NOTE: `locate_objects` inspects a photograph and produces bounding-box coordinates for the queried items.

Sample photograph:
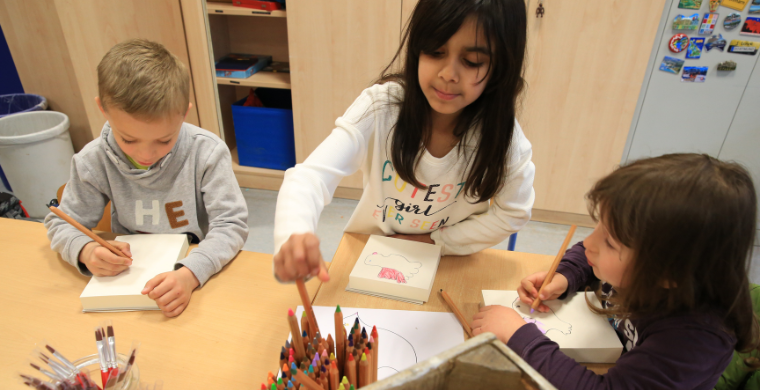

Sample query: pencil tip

[530,308,534,314]
[336,305,341,313]
[288,308,294,316]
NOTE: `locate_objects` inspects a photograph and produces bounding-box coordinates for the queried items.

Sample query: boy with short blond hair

[45,39,248,317]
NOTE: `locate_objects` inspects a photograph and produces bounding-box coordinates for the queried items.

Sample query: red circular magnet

[669,34,689,53]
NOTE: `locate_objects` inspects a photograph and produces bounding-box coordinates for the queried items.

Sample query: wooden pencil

[363,346,373,385]
[301,311,310,340]
[326,333,335,358]
[293,367,323,390]
[346,353,357,388]
[296,278,320,340]
[329,361,339,390]
[288,309,307,361]
[371,326,378,383]
[531,225,577,312]
[48,206,132,260]
[358,353,369,388]
[439,289,473,338]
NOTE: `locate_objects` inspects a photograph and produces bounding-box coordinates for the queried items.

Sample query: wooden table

[0,218,326,389]
[314,233,612,375]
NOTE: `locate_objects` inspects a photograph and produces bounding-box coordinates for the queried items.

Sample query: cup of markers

[20,320,142,390]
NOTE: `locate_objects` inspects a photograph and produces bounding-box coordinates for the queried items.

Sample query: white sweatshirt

[274,82,535,256]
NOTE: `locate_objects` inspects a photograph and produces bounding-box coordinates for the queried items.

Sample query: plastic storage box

[231,88,295,170]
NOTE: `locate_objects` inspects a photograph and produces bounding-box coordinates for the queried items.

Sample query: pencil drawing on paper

[343,312,417,377]
[512,298,572,335]
[363,252,422,284]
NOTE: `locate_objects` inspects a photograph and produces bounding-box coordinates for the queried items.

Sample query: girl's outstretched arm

[273,84,392,281]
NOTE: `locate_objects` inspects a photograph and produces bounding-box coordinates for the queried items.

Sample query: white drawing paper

[346,235,442,304]
[482,290,623,363]
[80,234,189,312]
[295,306,464,380]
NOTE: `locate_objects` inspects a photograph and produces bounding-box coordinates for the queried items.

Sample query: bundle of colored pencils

[263,305,379,390]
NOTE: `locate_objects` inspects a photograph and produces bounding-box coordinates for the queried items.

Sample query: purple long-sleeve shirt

[506,242,736,390]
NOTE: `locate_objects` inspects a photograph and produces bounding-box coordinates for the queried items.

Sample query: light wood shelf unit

[206,1,286,17]
[217,72,290,89]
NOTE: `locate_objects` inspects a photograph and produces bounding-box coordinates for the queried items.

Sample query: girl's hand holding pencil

[79,241,133,277]
[274,233,330,282]
[517,272,569,313]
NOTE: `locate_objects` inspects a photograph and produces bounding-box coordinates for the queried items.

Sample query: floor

[241,188,760,284]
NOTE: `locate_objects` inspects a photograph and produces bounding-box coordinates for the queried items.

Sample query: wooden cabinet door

[520,0,665,215]
[287,0,402,190]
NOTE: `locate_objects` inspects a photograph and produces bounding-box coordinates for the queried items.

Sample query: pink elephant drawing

[364,252,422,284]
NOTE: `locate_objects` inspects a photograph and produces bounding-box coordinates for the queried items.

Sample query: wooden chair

[56,184,112,232]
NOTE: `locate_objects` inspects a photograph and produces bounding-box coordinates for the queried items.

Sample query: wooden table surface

[314,233,612,375]
[0,218,326,389]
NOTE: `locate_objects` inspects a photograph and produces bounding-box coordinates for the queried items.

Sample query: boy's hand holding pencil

[79,241,133,277]
[274,233,330,282]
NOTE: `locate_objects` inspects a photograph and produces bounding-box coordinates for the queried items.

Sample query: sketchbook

[482,290,623,363]
[295,306,464,381]
[346,235,442,304]
[80,234,190,312]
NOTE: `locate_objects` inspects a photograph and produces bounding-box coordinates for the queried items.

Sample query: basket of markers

[18,321,159,390]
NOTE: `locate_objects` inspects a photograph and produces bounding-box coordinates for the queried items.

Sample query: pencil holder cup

[73,353,139,390]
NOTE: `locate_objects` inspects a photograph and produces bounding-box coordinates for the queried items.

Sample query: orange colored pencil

[48,206,132,261]
[531,225,577,312]
[329,360,339,390]
[439,289,473,338]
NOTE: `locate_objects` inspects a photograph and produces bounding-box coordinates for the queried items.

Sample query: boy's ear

[95,97,107,116]
[184,102,193,119]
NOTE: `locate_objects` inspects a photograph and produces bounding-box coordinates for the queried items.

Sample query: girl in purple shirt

[472,153,759,390]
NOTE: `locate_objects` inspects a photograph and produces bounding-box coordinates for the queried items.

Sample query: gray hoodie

[44,122,249,286]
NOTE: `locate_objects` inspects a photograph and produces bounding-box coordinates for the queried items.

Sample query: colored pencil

[371,326,378,383]
[531,225,577,312]
[358,353,369,388]
[288,309,307,361]
[439,289,473,338]
[301,311,310,340]
[334,306,344,378]
[48,206,132,261]
[291,363,323,390]
[346,353,356,387]
[296,279,320,340]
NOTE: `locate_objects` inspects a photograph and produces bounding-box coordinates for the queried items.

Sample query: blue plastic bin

[0,94,47,191]
[231,91,295,171]
[0,94,47,118]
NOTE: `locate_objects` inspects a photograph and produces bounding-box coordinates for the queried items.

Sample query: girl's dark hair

[587,153,758,352]
[378,0,527,203]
